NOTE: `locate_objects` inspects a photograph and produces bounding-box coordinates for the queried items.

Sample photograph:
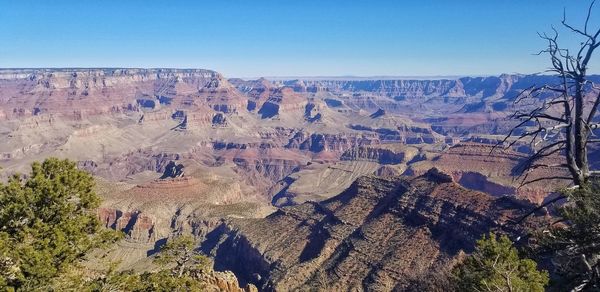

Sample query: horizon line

[0,67,555,80]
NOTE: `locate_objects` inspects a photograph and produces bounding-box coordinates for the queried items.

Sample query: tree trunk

[575,79,589,184]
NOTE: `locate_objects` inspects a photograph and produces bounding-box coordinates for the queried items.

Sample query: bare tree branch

[496,5,600,187]
[503,194,567,226]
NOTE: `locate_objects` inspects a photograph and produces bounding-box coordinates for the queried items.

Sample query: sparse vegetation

[67,235,213,291]
[53,263,209,291]
[0,158,122,290]
[50,235,217,292]
[453,233,549,292]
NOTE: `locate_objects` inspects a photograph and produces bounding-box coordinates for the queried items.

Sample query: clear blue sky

[1,0,599,77]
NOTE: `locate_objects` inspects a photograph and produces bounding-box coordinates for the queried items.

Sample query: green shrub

[453,233,548,292]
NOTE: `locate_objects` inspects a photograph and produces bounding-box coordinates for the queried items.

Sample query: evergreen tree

[0,158,121,290]
[454,233,549,292]
[154,234,211,278]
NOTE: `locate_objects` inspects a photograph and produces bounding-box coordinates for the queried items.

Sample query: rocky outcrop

[283,79,327,93]
[458,171,516,196]
[160,161,185,179]
[212,112,228,127]
[369,108,386,118]
[425,167,454,183]
[0,68,241,120]
[340,146,405,164]
[303,103,322,123]
[285,131,380,153]
[98,208,157,242]
[201,170,540,291]
[409,143,567,203]
[348,124,443,144]
[231,157,305,194]
[230,79,307,117]
[373,165,401,177]
[229,78,274,112]
[81,151,182,180]
[198,271,258,292]
[257,87,307,119]
[287,79,467,101]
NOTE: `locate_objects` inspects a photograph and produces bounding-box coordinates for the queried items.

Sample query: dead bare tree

[497,1,600,188]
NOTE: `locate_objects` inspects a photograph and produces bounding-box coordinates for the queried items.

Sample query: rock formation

[160,161,185,179]
[201,170,541,291]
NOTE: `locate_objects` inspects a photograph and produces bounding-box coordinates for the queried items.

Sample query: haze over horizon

[2,0,599,77]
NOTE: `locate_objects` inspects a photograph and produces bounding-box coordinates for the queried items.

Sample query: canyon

[0,68,576,290]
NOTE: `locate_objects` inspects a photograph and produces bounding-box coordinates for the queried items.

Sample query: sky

[1,0,599,78]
